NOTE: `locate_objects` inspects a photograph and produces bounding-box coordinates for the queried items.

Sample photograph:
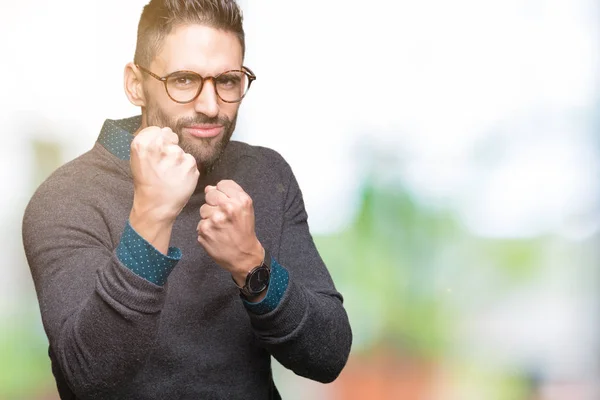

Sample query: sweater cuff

[242,258,289,315]
[116,221,181,286]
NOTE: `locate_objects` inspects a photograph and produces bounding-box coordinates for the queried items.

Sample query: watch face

[248,266,270,293]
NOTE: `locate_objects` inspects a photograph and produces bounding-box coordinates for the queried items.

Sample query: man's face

[141,24,244,170]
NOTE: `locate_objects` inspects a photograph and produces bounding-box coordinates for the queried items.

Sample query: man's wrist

[130,197,179,225]
[232,244,269,302]
[242,257,289,314]
[129,206,176,255]
[231,242,265,287]
[243,286,268,302]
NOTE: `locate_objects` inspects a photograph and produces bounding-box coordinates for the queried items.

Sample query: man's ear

[124,62,146,107]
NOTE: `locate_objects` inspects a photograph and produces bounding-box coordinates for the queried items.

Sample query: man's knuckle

[241,194,252,207]
[198,220,210,235]
[218,179,233,189]
[213,212,226,224]
[223,202,235,216]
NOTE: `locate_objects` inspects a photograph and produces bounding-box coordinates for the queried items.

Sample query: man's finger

[205,185,217,194]
[196,219,212,239]
[183,153,200,175]
[162,143,185,161]
[216,180,244,198]
[204,187,228,206]
[161,127,179,145]
[200,203,218,219]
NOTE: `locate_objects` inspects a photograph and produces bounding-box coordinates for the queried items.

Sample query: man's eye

[169,74,199,87]
[217,74,242,88]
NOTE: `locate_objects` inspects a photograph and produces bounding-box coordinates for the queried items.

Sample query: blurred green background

[1,0,599,399]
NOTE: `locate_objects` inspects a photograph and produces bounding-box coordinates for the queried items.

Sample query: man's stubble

[144,99,237,174]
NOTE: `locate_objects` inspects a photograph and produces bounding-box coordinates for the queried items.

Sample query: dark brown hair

[133,0,245,67]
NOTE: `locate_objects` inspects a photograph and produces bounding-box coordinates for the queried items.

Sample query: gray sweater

[22,119,352,399]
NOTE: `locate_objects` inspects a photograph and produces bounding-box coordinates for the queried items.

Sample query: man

[22,0,352,398]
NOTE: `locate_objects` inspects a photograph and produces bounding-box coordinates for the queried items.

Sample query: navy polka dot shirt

[102,116,289,315]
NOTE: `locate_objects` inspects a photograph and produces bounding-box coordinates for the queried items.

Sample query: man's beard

[145,103,237,173]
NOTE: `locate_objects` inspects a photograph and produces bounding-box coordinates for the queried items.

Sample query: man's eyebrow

[166,65,244,76]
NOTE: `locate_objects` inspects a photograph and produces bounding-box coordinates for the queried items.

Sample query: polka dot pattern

[117,221,182,286]
[243,258,290,315]
[98,116,142,160]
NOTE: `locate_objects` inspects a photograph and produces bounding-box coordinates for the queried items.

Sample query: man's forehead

[151,24,243,75]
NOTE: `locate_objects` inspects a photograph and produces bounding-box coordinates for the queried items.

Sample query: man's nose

[193,80,220,118]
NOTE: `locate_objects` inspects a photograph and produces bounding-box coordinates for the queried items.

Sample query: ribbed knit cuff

[246,278,308,340]
[96,254,169,314]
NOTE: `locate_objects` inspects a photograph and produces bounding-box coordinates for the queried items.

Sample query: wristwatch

[235,248,271,298]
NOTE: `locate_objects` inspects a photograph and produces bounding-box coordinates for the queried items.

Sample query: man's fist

[130,126,199,223]
[197,180,264,286]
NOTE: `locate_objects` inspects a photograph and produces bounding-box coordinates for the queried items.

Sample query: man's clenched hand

[197,180,264,287]
[129,126,199,254]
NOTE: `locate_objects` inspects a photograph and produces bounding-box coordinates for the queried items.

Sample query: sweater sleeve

[22,178,169,398]
[245,162,353,383]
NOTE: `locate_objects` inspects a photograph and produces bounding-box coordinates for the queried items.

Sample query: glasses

[136,64,256,104]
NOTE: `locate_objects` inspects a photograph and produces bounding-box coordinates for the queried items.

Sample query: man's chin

[178,140,220,168]
[176,125,233,171]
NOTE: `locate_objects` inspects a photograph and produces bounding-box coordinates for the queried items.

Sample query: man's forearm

[247,279,352,383]
[53,256,167,398]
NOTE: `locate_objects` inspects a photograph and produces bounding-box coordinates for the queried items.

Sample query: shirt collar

[97,115,142,160]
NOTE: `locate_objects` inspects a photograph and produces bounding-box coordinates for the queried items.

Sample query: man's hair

[134,0,245,67]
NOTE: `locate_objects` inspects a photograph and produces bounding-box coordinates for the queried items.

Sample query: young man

[22,1,352,398]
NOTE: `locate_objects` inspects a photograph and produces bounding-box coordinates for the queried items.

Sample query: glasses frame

[136,64,256,104]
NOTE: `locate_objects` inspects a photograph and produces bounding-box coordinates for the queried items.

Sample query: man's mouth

[183,124,223,138]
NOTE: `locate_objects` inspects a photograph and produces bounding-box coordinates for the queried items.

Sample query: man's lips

[183,125,223,138]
